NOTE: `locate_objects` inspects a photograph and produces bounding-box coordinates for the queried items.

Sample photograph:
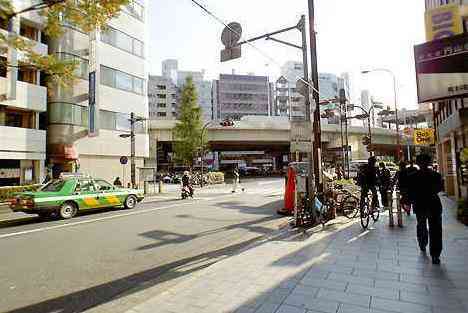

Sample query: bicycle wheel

[371,203,380,222]
[341,195,359,219]
[360,200,370,229]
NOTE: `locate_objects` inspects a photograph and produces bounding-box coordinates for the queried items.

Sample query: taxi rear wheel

[60,202,78,219]
[124,195,137,209]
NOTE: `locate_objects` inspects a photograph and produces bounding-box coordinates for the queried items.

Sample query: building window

[157,85,166,90]
[100,65,145,95]
[101,25,144,58]
[20,23,39,41]
[100,110,146,133]
[125,0,145,21]
[49,102,88,127]
[157,112,167,117]
[56,53,89,79]
[157,94,166,99]
[0,56,7,77]
[18,66,37,84]
[0,17,8,30]
[157,103,166,108]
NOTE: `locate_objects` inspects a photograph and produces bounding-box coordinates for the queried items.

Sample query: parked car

[9,174,144,219]
[239,166,260,176]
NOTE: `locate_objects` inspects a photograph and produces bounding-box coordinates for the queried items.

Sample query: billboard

[414,128,435,146]
[425,4,463,41]
[414,33,468,103]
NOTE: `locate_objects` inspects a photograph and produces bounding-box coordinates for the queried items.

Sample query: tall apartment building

[148,75,177,120]
[161,59,213,121]
[419,0,467,199]
[274,62,350,123]
[47,1,149,183]
[0,7,47,186]
[212,74,272,121]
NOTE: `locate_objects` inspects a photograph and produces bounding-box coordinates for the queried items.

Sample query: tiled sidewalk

[126,196,468,313]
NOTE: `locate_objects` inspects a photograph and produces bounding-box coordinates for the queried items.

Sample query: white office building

[0,6,47,186]
[46,1,149,184]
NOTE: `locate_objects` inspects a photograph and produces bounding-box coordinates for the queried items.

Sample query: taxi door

[94,179,122,207]
[75,179,101,210]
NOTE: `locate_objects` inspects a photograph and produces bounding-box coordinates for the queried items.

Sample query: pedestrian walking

[113,177,123,187]
[356,156,379,212]
[408,153,444,265]
[232,166,239,193]
[335,164,343,180]
[395,161,412,215]
[377,162,391,207]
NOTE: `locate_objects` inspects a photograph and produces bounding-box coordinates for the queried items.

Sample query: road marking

[0,203,186,240]
[0,195,232,240]
[258,181,282,186]
[0,187,282,240]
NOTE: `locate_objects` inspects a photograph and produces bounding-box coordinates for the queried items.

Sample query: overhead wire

[188,0,335,104]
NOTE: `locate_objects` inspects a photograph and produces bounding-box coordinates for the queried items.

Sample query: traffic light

[362,135,371,146]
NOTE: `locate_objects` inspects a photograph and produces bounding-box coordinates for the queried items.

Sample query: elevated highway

[148,117,402,166]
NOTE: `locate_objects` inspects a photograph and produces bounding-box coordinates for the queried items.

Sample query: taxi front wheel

[124,195,137,209]
[60,202,78,219]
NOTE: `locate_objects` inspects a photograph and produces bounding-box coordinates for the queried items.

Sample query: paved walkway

[125,196,468,313]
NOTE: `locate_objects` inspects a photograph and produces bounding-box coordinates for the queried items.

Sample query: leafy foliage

[173,77,206,166]
[0,0,129,88]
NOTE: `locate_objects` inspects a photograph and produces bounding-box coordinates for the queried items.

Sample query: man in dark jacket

[395,161,412,214]
[377,162,391,207]
[408,154,444,265]
[358,157,379,212]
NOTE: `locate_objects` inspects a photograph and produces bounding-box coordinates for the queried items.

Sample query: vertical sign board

[425,4,463,41]
[88,29,100,137]
[414,33,468,103]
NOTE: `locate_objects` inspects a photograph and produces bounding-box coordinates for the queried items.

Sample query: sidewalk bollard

[396,191,403,227]
[158,181,164,193]
[388,190,394,227]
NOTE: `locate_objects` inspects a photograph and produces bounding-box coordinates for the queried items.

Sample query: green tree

[173,77,206,166]
[0,0,129,88]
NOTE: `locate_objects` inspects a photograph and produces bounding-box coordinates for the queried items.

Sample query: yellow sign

[425,4,463,41]
[414,128,435,146]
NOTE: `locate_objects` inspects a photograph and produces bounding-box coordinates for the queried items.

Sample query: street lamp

[361,68,401,160]
[119,112,146,188]
[199,121,211,188]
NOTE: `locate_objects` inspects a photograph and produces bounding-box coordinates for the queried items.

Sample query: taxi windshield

[41,180,66,192]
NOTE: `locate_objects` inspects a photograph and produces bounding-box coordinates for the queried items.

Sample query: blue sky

[147,0,426,109]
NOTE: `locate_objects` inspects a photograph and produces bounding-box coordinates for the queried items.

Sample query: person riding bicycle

[182,171,194,197]
[356,156,379,212]
[377,162,392,207]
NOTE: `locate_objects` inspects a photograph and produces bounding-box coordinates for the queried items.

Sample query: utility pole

[130,112,136,188]
[308,0,322,191]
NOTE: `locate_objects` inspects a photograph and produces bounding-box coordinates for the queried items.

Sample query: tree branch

[6,0,66,20]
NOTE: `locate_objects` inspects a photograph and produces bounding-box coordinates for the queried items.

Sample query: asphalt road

[0,178,286,313]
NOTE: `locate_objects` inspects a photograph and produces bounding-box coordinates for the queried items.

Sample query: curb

[0,216,36,228]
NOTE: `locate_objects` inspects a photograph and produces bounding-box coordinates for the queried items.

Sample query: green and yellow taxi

[9,174,144,219]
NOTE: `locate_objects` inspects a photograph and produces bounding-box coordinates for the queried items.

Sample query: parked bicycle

[334,185,360,219]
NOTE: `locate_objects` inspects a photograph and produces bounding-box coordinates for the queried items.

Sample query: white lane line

[0,195,232,240]
[257,181,282,186]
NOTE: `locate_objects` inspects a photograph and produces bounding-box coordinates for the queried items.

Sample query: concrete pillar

[450,132,460,199]
[36,160,45,184]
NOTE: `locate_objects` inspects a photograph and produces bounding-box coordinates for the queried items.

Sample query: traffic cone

[278,167,295,215]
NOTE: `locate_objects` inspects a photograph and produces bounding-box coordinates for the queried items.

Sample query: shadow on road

[136,199,284,250]
[3,199,287,313]
[3,236,268,313]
